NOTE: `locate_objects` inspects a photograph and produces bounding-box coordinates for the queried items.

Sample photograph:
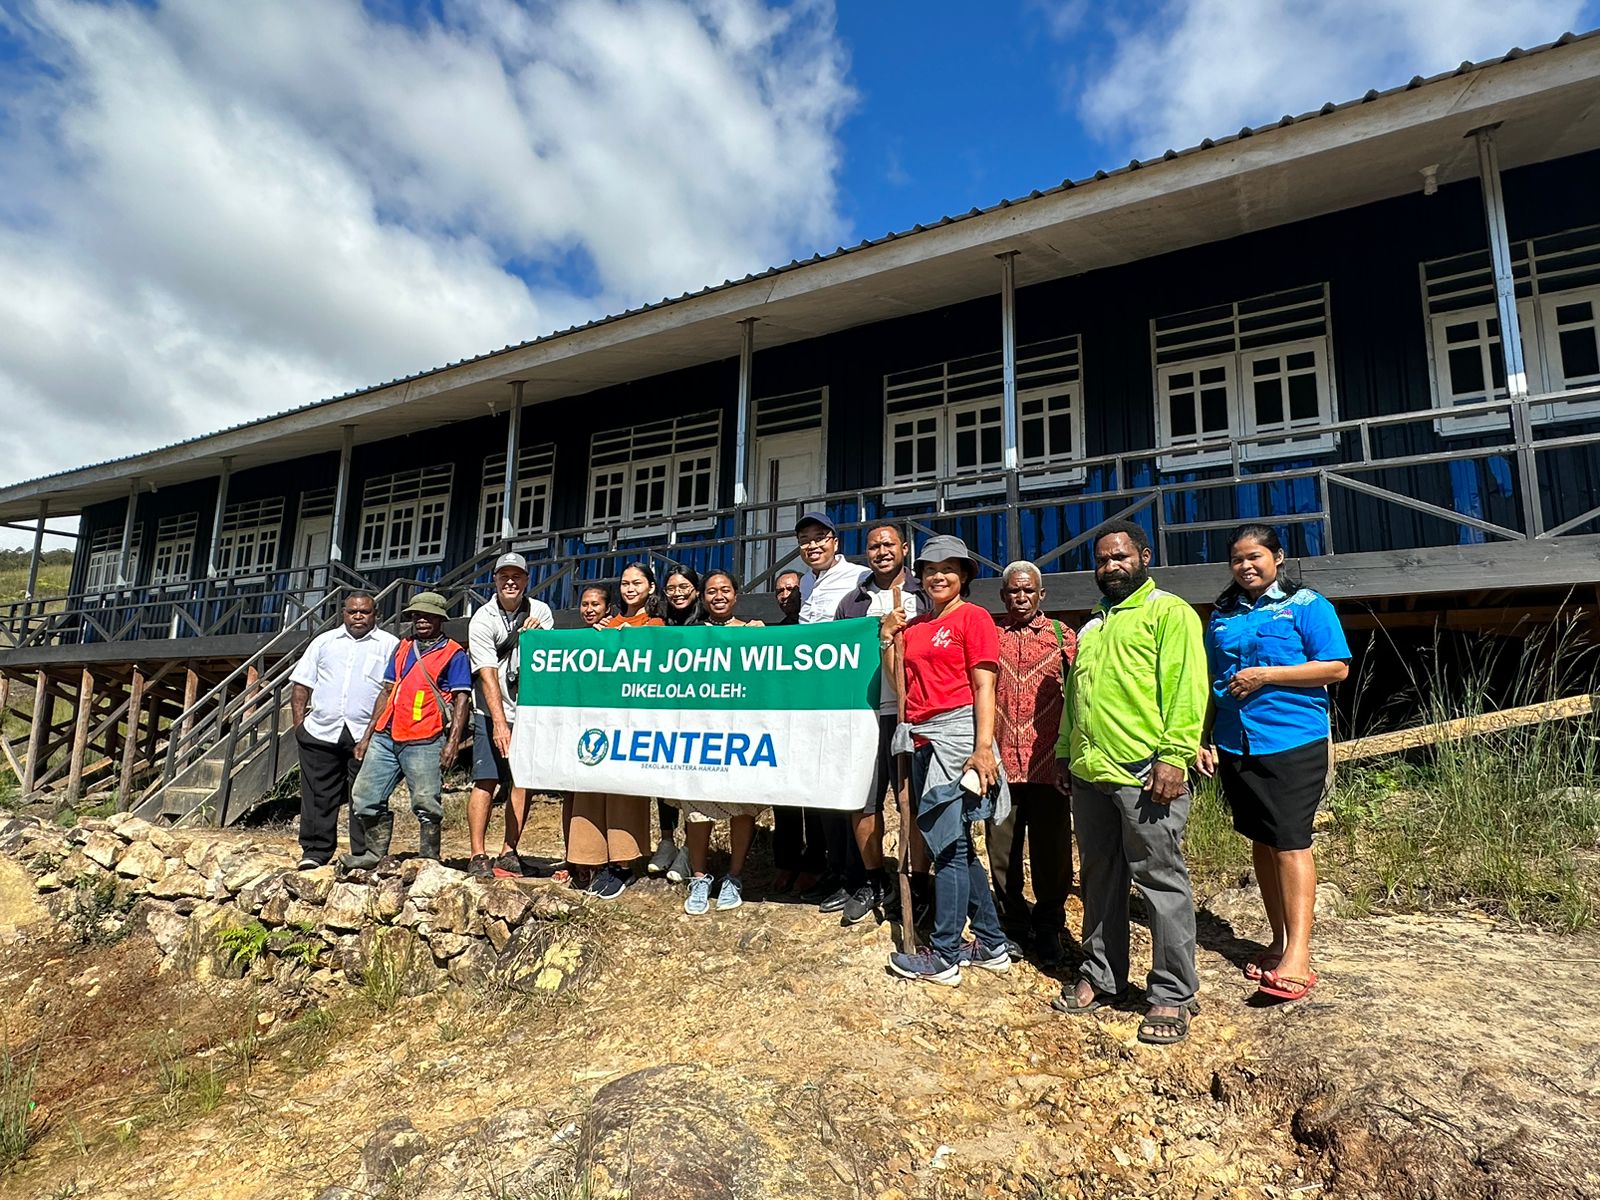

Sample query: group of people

[288,510,1348,1047]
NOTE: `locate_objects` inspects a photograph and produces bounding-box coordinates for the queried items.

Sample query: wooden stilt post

[23,672,48,794]
[66,668,96,806]
[178,666,199,740]
[119,666,147,810]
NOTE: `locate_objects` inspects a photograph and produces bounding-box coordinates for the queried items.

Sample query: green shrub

[1,1041,41,1169]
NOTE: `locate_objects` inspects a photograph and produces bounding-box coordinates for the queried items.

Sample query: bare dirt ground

[2,796,1598,1200]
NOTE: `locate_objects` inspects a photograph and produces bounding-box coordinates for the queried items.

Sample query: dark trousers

[986,781,1075,936]
[772,806,825,873]
[657,798,679,838]
[296,725,365,863]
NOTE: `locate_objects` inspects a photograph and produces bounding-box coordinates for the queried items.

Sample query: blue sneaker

[956,939,1012,973]
[716,875,743,911]
[585,866,632,901]
[684,874,712,915]
[887,948,960,986]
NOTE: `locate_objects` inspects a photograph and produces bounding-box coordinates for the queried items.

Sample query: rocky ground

[1,796,1597,1200]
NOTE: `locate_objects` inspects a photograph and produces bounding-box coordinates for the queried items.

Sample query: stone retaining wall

[0,811,586,996]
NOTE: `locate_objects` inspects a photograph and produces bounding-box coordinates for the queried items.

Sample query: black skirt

[1217,738,1332,851]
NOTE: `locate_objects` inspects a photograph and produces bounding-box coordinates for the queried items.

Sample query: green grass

[0,558,70,606]
[1,1039,41,1170]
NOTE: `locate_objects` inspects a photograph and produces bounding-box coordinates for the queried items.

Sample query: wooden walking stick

[887,584,917,954]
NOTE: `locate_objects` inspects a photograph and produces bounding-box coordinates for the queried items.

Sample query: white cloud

[1074,0,1591,157]
[0,0,853,513]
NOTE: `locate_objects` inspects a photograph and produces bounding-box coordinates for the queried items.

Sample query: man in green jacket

[1054,520,1206,1046]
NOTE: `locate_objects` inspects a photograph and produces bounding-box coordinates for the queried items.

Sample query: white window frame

[150,513,198,587]
[1425,303,1538,436]
[1422,226,1600,434]
[1537,284,1600,423]
[585,412,720,539]
[83,525,141,595]
[355,467,453,568]
[882,336,1086,498]
[215,498,284,581]
[478,445,555,552]
[1152,286,1337,469]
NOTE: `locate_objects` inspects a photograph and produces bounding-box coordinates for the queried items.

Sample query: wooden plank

[1335,694,1596,763]
[65,667,96,805]
[118,666,146,811]
[23,671,48,793]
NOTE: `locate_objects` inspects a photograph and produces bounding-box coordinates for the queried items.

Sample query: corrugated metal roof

[8,28,1597,493]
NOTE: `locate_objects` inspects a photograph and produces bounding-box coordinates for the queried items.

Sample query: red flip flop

[1258,969,1318,1001]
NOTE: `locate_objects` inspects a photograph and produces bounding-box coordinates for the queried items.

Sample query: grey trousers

[1070,773,1199,1007]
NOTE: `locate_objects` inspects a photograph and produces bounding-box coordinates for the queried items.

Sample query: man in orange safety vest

[343,591,471,869]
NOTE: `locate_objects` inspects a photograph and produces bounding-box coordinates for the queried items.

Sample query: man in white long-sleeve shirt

[290,591,398,869]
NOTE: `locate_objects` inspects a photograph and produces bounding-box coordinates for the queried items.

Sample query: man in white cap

[466,552,554,878]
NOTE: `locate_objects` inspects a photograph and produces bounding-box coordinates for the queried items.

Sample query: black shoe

[468,853,493,879]
[800,873,843,904]
[817,886,851,914]
[840,884,879,926]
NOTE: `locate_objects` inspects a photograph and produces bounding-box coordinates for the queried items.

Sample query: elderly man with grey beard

[987,561,1076,967]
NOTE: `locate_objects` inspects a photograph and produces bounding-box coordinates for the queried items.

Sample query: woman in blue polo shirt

[1197,524,1350,1003]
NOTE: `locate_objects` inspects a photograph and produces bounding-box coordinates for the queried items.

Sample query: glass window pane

[1200,366,1227,386]
[1201,387,1229,433]
[1253,378,1284,427]
[893,441,913,479]
[1559,327,1600,382]
[916,434,936,475]
[1252,357,1279,377]
[954,428,977,470]
[1288,373,1320,422]
[980,424,1001,467]
[1169,393,1196,438]
[1168,371,1193,389]
[1021,418,1044,462]
[1447,345,1485,396]
[1556,301,1593,325]
[1048,411,1072,455]
[1287,351,1315,371]
[1445,320,1479,345]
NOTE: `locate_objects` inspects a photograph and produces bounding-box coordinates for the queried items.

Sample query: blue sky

[0,0,1595,548]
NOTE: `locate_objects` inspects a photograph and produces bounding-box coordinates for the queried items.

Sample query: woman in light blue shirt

[1197,524,1350,1003]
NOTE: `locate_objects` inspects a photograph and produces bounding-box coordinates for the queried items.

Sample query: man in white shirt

[290,591,399,870]
[790,512,869,912]
[466,553,554,878]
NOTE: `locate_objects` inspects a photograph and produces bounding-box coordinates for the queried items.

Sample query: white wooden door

[746,429,824,584]
[291,515,333,628]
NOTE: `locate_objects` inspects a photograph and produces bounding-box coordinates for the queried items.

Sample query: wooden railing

[8,384,1600,647]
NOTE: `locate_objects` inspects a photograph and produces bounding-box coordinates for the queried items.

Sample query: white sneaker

[666,846,691,884]
[716,875,743,911]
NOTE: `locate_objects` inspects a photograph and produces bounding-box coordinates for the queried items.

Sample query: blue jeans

[351,731,444,822]
[913,750,1006,963]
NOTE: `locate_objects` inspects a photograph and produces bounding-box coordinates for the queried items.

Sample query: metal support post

[501,381,525,545]
[998,252,1022,563]
[1474,126,1542,535]
[116,478,140,588]
[206,458,233,578]
[1472,127,1528,398]
[733,318,757,507]
[24,500,46,601]
[330,426,355,564]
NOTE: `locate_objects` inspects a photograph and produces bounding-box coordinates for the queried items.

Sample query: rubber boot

[417,817,442,863]
[340,812,392,871]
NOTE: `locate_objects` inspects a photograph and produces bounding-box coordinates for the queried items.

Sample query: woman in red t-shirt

[880,534,1010,985]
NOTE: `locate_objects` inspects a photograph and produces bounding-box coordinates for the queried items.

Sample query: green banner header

[516,617,882,712]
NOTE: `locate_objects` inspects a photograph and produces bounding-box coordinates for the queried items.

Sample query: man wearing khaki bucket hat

[343,591,472,870]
